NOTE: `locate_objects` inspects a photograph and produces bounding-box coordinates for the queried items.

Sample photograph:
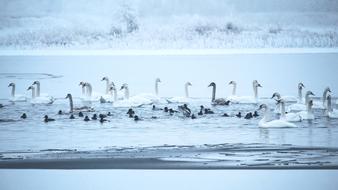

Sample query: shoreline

[0,48,338,56]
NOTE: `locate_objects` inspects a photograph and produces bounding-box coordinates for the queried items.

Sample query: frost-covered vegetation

[0,0,337,49]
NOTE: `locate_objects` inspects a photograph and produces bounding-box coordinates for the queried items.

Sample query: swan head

[271,92,281,99]
[8,82,14,87]
[110,82,115,87]
[253,80,262,88]
[65,93,72,99]
[275,98,285,105]
[306,91,315,97]
[32,81,40,85]
[186,82,192,86]
[208,82,216,87]
[298,83,305,89]
[101,77,108,81]
[120,83,128,90]
[155,78,161,83]
[324,87,331,93]
[79,81,85,86]
[27,86,34,91]
[229,81,236,85]
[258,104,268,111]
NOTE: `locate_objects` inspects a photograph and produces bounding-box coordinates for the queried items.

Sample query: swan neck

[305,94,310,105]
[125,87,129,99]
[31,87,35,99]
[11,85,15,97]
[280,102,286,119]
[232,84,236,96]
[307,102,312,113]
[298,88,302,103]
[113,89,117,101]
[327,96,332,112]
[323,90,329,107]
[185,84,189,98]
[68,95,74,113]
[253,86,258,100]
[105,80,110,94]
[86,84,92,97]
[36,83,40,97]
[155,81,159,96]
[211,85,216,102]
[81,86,85,95]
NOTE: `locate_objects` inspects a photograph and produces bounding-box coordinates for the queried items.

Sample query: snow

[0,0,338,49]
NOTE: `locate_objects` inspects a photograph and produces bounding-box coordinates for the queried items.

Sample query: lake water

[0,52,338,154]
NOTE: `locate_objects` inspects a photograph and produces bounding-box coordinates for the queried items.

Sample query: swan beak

[120,86,124,90]
[257,84,262,87]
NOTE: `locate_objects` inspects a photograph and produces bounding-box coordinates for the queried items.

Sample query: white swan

[309,87,332,110]
[325,95,338,118]
[288,91,315,111]
[226,80,262,104]
[167,82,192,103]
[276,99,302,122]
[79,81,86,96]
[101,77,112,95]
[8,83,27,102]
[31,81,54,103]
[296,99,315,120]
[27,85,54,104]
[297,82,306,103]
[66,93,93,113]
[113,83,152,107]
[208,82,230,105]
[258,104,297,128]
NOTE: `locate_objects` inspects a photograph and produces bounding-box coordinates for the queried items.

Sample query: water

[0,53,338,154]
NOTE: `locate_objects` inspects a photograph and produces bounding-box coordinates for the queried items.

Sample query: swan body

[66,93,93,113]
[326,95,338,118]
[113,83,152,107]
[288,91,315,112]
[31,81,54,104]
[277,98,302,122]
[227,80,262,104]
[167,82,192,103]
[258,104,297,128]
[8,83,27,102]
[208,82,230,105]
[27,85,54,104]
[296,99,315,120]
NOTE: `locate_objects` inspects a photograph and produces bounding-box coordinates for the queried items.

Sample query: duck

[198,106,204,115]
[127,108,135,118]
[191,114,197,119]
[134,115,141,121]
[276,99,302,122]
[178,104,191,117]
[100,115,109,123]
[258,104,297,128]
[244,112,253,119]
[325,95,338,118]
[222,113,230,117]
[69,115,75,119]
[208,82,230,106]
[84,116,90,121]
[78,112,84,117]
[58,110,63,115]
[167,82,193,103]
[44,115,55,122]
[236,112,242,118]
[8,82,27,102]
[20,113,27,119]
[91,114,98,120]
[253,111,259,117]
